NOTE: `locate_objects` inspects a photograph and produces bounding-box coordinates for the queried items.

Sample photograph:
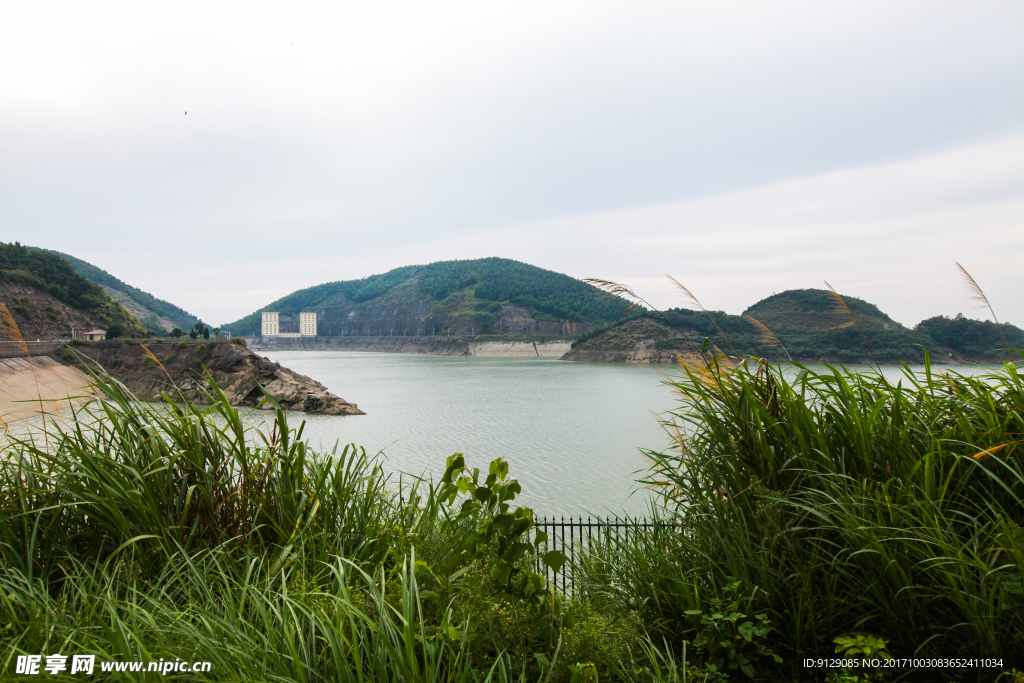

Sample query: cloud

[1,1,1021,325]
[370,133,1024,327]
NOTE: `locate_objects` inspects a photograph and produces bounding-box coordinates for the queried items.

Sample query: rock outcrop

[0,282,98,341]
[560,318,702,364]
[64,341,363,415]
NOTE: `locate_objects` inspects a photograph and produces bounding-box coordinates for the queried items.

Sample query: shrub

[231,336,247,347]
[11,296,29,316]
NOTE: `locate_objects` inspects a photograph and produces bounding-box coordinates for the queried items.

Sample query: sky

[2,1,1022,327]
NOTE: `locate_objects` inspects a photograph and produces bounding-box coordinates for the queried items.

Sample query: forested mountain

[0,242,146,337]
[27,246,202,333]
[226,258,635,337]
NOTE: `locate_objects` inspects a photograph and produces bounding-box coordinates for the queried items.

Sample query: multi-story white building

[260,311,317,337]
[261,312,279,336]
[300,312,317,336]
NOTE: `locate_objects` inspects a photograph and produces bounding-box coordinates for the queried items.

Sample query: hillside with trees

[27,246,203,333]
[567,288,1016,364]
[226,258,635,337]
[0,242,146,338]
[741,288,896,333]
[916,313,1024,356]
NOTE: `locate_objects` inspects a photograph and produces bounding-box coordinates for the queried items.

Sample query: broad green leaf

[542,550,568,574]
[508,542,531,561]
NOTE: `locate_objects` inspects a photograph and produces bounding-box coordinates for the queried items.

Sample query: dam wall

[248,336,572,358]
[0,355,99,423]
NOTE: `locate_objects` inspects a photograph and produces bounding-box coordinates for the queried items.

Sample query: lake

[260,351,677,517]
[4,352,1003,517]
[257,351,1000,517]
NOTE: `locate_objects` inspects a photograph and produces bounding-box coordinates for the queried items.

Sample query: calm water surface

[261,351,678,516]
[6,354,1002,517]
[258,351,1002,516]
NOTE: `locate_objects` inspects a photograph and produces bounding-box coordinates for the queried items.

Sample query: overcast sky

[3,1,1022,326]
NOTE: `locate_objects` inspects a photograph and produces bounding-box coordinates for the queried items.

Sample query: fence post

[527,514,668,596]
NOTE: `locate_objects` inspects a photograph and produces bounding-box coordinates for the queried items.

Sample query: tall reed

[576,356,1024,680]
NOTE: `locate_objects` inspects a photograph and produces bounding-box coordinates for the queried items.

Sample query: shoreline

[250,337,1007,366]
[247,336,572,358]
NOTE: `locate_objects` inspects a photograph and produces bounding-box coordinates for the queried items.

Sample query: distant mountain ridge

[226,257,636,337]
[27,247,203,333]
[566,288,1022,363]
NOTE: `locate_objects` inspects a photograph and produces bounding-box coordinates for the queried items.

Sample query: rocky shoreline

[63,341,364,415]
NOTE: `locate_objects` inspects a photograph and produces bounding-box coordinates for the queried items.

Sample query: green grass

[0,367,669,682]
[4,353,1023,681]
[576,355,1024,681]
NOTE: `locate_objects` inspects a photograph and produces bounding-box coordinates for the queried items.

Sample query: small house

[83,329,106,341]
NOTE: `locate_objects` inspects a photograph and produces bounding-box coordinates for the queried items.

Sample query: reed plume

[0,301,49,442]
[583,278,644,324]
[667,276,741,360]
[745,314,792,361]
[0,301,28,354]
[956,262,1012,360]
[824,281,881,372]
[585,277,707,361]
[141,343,176,385]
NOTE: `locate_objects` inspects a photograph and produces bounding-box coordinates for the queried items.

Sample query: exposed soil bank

[62,341,363,415]
[472,341,570,357]
[0,281,96,341]
[561,319,696,364]
[0,355,100,423]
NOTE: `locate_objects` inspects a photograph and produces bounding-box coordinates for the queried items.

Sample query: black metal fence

[532,515,680,594]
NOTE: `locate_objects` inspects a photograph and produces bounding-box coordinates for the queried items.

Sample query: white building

[261,312,279,336]
[300,312,317,336]
[260,311,317,337]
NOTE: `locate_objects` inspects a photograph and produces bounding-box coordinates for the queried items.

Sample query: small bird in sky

[185,111,187,115]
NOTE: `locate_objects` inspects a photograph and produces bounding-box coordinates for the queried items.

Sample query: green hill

[738,289,940,361]
[569,288,993,363]
[1,242,147,336]
[916,313,1024,356]
[27,246,203,333]
[226,257,635,337]
[741,288,896,333]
